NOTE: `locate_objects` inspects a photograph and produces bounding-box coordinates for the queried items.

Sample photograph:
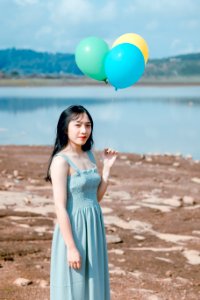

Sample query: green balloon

[75,36,109,81]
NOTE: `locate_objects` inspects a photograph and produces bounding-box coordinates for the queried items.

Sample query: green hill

[0,48,200,81]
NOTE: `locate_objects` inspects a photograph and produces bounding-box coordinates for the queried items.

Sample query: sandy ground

[1,77,200,87]
[0,145,200,300]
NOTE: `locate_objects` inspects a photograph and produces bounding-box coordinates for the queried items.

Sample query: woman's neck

[64,143,83,154]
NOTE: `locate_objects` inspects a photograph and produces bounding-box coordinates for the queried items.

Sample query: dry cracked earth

[0,146,200,300]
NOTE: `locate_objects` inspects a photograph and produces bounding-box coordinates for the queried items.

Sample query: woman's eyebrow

[75,120,91,124]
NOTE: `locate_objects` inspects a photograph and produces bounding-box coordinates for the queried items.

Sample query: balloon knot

[103,78,108,84]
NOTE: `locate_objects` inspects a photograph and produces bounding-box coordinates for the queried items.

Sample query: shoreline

[1,77,200,87]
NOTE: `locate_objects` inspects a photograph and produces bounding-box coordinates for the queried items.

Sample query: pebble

[106,234,122,244]
[109,268,126,276]
[13,170,19,177]
[117,258,126,262]
[182,196,195,206]
[134,235,146,241]
[109,249,124,255]
[165,270,173,277]
[14,277,32,286]
[145,156,153,162]
[35,264,44,269]
[173,162,180,167]
[23,196,32,204]
[191,177,200,184]
[36,279,49,288]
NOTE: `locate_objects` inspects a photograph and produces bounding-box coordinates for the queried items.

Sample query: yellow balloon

[112,33,149,63]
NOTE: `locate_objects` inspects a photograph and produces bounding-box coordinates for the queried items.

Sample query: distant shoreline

[0,77,200,87]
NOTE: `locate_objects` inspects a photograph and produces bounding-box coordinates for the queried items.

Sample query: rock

[191,177,200,184]
[118,258,126,262]
[182,196,195,206]
[145,156,153,162]
[173,162,180,167]
[109,268,126,276]
[23,196,32,204]
[106,225,116,233]
[36,279,49,288]
[165,270,173,277]
[109,249,124,255]
[35,264,44,269]
[28,178,40,184]
[13,170,19,177]
[134,235,146,241]
[14,277,33,286]
[106,234,122,244]
[17,176,24,180]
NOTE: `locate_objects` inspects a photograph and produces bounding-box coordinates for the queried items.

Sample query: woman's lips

[78,136,87,139]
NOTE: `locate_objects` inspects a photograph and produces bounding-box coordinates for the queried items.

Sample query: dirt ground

[0,146,200,300]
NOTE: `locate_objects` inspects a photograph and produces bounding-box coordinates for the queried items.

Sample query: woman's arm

[97,148,118,202]
[50,156,81,269]
[51,157,76,248]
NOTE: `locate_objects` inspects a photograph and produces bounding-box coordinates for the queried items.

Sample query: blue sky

[0,0,199,58]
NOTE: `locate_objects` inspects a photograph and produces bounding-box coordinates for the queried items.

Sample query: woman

[46,105,118,300]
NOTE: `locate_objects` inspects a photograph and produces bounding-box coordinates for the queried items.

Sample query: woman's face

[67,112,92,146]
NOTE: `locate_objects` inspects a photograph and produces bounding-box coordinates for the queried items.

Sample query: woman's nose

[80,126,86,133]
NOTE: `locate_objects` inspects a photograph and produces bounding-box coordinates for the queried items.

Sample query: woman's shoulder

[51,153,69,170]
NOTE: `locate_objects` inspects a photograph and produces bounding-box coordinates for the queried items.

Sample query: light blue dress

[50,150,110,300]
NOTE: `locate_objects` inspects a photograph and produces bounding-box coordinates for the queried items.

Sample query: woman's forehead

[71,112,90,122]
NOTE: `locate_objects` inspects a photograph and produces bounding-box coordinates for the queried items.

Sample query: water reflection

[0,87,199,159]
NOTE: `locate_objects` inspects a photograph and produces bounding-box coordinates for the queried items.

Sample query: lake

[0,86,200,159]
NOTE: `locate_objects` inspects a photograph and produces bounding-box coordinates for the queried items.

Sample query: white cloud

[49,0,93,25]
[1,0,200,58]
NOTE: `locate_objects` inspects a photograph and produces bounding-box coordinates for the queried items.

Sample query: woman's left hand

[102,148,118,169]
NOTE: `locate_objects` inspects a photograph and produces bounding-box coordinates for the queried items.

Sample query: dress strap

[87,150,96,164]
[54,153,80,172]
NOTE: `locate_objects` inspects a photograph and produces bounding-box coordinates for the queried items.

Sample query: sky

[0,0,199,59]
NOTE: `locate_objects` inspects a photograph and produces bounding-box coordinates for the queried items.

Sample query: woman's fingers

[69,260,81,269]
[104,148,118,155]
[76,261,81,269]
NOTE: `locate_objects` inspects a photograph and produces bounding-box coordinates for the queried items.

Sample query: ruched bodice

[66,167,101,213]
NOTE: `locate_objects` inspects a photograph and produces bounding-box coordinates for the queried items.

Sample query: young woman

[46,105,118,300]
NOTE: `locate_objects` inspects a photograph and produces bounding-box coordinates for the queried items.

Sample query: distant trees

[0,48,200,79]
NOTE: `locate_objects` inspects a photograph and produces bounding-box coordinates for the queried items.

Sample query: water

[0,86,200,159]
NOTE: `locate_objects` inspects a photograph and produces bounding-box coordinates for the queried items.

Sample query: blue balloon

[105,43,145,89]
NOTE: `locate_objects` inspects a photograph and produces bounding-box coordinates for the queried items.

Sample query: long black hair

[45,105,94,182]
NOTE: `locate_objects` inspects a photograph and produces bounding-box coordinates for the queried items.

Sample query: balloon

[75,36,109,81]
[112,33,149,63]
[105,43,145,89]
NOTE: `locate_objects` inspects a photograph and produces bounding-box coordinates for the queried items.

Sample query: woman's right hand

[67,246,82,270]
